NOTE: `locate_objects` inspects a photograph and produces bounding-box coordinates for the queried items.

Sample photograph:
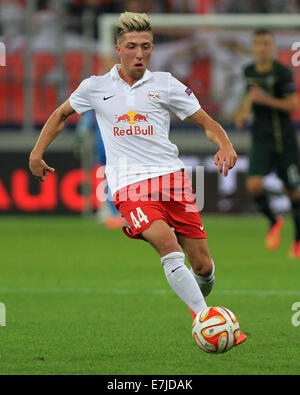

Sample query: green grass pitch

[0,215,300,375]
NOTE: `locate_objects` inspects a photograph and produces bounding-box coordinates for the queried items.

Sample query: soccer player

[29,12,246,345]
[235,29,300,258]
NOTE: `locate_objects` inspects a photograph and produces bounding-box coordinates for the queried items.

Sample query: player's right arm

[29,99,75,181]
[234,93,253,129]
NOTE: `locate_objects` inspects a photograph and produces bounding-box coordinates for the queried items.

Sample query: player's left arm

[249,86,298,113]
[187,109,237,177]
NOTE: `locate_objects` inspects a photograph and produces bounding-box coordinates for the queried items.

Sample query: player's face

[252,34,274,63]
[115,31,154,82]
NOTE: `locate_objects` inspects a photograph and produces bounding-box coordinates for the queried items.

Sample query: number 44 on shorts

[130,207,149,229]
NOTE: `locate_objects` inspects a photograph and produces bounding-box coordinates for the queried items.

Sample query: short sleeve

[69,78,93,115]
[167,75,201,120]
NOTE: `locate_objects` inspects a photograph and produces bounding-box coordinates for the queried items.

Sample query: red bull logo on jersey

[113,124,153,136]
[115,111,148,124]
[114,111,153,136]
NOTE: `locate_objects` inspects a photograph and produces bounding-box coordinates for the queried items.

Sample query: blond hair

[116,12,153,44]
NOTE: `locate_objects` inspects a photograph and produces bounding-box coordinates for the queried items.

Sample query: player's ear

[115,44,120,57]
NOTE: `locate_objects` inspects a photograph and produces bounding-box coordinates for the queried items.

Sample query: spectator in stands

[287,0,300,12]
[68,0,118,16]
[217,0,292,13]
[265,0,292,12]
[67,0,120,39]
[223,0,269,13]
[121,0,161,13]
[215,0,235,13]
[167,0,217,13]
[121,0,146,12]
[0,0,25,52]
[31,0,61,52]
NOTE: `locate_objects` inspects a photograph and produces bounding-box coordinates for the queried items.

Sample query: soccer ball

[192,306,241,354]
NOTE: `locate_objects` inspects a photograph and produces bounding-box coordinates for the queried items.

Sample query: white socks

[161,251,207,315]
[190,260,215,297]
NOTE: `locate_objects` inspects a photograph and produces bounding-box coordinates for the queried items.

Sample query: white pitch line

[0,288,300,297]
[215,289,300,297]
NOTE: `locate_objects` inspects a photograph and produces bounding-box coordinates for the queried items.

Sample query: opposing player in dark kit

[235,29,300,258]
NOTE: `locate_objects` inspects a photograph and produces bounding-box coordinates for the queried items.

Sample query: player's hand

[214,143,237,177]
[234,115,247,129]
[29,155,55,182]
[249,86,267,104]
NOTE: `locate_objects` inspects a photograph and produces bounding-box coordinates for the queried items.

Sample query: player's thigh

[176,235,212,277]
[247,142,274,194]
[141,219,182,257]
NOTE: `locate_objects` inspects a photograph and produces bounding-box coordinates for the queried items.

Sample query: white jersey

[69,64,201,196]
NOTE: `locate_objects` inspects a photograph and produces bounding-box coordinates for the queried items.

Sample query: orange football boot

[234,331,247,347]
[265,216,284,251]
[290,240,300,259]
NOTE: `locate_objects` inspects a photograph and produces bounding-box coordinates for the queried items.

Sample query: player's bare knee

[190,255,213,277]
[246,177,263,196]
[198,261,213,277]
[284,187,300,202]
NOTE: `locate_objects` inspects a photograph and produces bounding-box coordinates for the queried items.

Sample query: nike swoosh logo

[103,95,115,101]
[171,266,183,273]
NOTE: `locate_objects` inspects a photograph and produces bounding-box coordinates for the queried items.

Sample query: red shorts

[113,170,207,240]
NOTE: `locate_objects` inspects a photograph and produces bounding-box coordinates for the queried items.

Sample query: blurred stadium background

[1,0,300,218]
